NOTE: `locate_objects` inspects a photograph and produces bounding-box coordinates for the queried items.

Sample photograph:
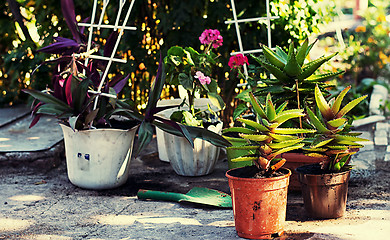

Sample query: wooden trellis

[225,0,279,80]
[76,0,137,109]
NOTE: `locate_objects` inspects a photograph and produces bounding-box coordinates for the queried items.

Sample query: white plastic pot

[60,124,138,190]
[160,122,222,176]
[156,98,220,162]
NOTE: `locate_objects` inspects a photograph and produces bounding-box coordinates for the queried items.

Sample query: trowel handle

[137,189,185,202]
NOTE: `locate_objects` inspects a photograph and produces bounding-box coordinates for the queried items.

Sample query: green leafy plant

[252,38,343,108]
[304,85,368,172]
[22,0,231,155]
[233,39,343,122]
[164,29,225,127]
[223,92,315,177]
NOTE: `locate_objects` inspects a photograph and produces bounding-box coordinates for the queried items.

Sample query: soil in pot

[228,165,288,179]
[226,166,291,239]
[296,164,351,219]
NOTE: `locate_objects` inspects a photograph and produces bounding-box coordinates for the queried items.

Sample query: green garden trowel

[137,187,232,208]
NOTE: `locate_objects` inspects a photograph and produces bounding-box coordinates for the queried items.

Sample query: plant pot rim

[59,123,139,133]
[296,164,351,177]
[226,166,291,182]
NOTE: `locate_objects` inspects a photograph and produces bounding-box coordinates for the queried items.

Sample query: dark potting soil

[228,165,290,179]
[59,118,140,130]
[98,119,140,130]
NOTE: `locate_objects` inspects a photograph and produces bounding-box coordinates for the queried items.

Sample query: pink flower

[194,71,211,85]
[199,29,223,49]
[228,54,249,69]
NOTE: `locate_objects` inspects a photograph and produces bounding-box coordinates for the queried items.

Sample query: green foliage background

[0,0,335,124]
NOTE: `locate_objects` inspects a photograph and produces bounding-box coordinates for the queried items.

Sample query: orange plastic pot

[226,166,291,239]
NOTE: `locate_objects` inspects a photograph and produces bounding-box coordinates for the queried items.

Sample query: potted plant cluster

[224,92,315,239]
[157,29,227,176]
[23,0,229,189]
[230,38,348,190]
[224,38,368,237]
[247,39,368,218]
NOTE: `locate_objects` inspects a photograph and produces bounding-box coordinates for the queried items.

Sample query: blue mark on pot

[77,153,90,171]
[77,153,90,161]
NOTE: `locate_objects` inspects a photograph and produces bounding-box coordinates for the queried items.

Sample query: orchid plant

[23,0,231,155]
[164,29,225,128]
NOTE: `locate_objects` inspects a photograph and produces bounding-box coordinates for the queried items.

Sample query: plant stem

[188,89,195,116]
[296,79,303,132]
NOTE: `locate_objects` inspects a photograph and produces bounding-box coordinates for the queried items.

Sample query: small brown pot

[226,166,291,239]
[296,164,351,219]
[281,152,328,191]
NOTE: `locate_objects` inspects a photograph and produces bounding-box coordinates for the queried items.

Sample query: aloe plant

[305,85,369,172]
[223,92,315,176]
[251,39,344,110]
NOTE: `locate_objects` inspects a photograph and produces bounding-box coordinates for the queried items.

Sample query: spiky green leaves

[306,85,369,172]
[251,38,341,112]
[313,85,368,128]
[255,39,339,83]
[226,91,314,174]
[283,42,302,77]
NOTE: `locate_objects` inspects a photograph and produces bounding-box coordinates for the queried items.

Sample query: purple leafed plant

[24,0,231,155]
[24,0,131,130]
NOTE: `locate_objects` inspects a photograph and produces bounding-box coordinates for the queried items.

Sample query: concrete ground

[0,106,389,240]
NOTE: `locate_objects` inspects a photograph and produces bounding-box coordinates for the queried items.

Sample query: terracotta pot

[296,164,351,219]
[281,152,327,191]
[226,166,291,239]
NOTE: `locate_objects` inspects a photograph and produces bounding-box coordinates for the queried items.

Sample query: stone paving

[0,106,389,239]
[349,120,390,176]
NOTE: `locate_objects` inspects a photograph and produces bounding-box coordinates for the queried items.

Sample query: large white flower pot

[60,124,138,190]
[159,122,222,176]
[156,98,220,163]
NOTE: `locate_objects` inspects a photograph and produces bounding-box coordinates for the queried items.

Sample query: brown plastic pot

[281,152,328,191]
[296,164,351,219]
[226,166,291,239]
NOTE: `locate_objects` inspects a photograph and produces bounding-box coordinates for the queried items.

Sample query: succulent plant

[223,92,315,176]
[251,38,344,109]
[304,85,369,172]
